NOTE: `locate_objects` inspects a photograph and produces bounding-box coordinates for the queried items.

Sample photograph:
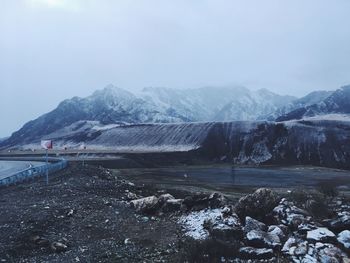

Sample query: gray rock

[244,216,267,233]
[306,228,336,243]
[235,188,279,221]
[207,212,243,240]
[268,225,286,242]
[301,254,318,263]
[239,246,274,260]
[130,196,159,213]
[329,212,350,232]
[282,237,297,254]
[297,223,316,234]
[286,213,308,228]
[157,193,175,204]
[318,245,346,263]
[246,229,281,249]
[337,230,350,249]
[294,241,308,256]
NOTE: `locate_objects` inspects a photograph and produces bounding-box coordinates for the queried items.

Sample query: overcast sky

[1,0,350,137]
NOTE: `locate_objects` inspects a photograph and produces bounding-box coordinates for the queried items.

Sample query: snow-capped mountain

[261,90,333,121]
[140,86,295,121]
[2,85,188,147]
[276,85,350,121]
[214,88,295,121]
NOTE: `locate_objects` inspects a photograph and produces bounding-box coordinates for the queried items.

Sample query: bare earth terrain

[0,163,349,262]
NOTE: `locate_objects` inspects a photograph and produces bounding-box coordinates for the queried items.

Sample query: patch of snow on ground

[178,209,222,240]
[91,124,122,131]
[303,114,350,122]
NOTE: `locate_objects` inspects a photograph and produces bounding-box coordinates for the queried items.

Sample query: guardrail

[0,158,68,186]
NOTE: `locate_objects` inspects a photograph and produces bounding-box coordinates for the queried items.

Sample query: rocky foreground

[0,164,349,262]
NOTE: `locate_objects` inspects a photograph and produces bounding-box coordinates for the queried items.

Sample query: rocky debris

[246,230,281,249]
[282,239,349,263]
[315,243,348,263]
[306,227,336,243]
[235,188,279,221]
[178,189,350,262]
[273,198,314,229]
[244,216,267,233]
[328,211,350,232]
[239,247,274,260]
[130,196,159,213]
[337,230,350,249]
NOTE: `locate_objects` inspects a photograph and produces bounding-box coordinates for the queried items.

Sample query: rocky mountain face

[276,86,350,121]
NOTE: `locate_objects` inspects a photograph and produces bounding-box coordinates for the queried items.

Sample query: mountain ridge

[2,84,350,149]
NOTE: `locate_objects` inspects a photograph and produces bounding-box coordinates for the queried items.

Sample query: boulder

[130,196,159,213]
[246,229,281,249]
[244,216,267,233]
[307,228,336,243]
[337,230,350,249]
[285,213,308,229]
[235,188,279,221]
[268,225,287,242]
[207,212,243,241]
[239,246,274,260]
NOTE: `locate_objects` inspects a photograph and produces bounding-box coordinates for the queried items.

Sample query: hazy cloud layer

[1,0,350,136]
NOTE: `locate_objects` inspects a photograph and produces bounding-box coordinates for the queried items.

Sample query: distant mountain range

[1,84,350,149]
[276,86,350,121]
